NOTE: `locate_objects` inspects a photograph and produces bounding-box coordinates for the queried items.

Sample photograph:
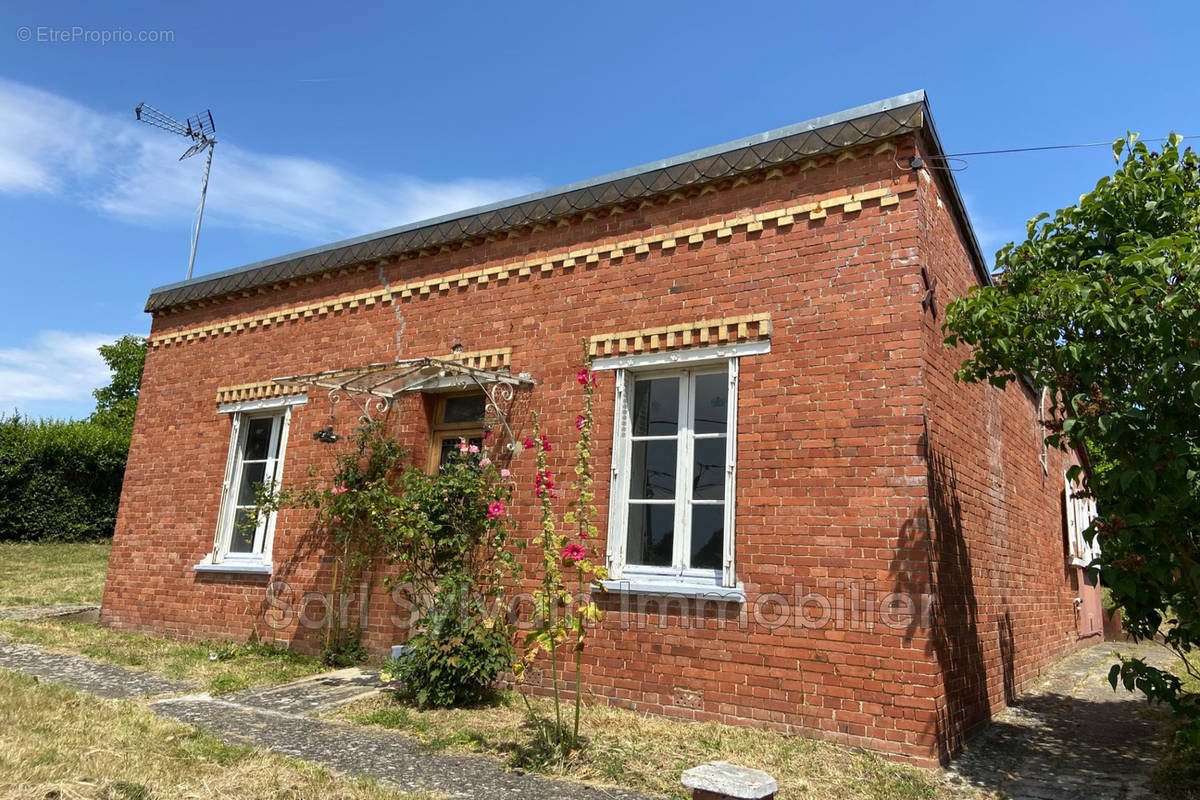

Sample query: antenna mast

[135,103,217,280]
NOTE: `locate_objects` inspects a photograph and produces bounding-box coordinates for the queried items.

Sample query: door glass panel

[229,509,256,553]
[632,377,679,436]
[237,461,268,505]
[692,437,726,500]
[693,371,728,434]
[626,504,674,567]
[243,418,275,460]
[442,394,486,424]
[690,504,724,570]
[630,440,677,499]
[437,436,484,469]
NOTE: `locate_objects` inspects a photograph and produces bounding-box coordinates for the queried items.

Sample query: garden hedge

[0,414,128,541]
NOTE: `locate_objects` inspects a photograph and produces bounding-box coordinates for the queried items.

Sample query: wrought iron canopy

[273,357,532,400]
[272,357,533,442]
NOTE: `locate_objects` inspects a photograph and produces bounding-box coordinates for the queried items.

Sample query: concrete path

[224,666,385,715]
[0,641,195,699]
[0,602,99,621]
[0,640,655,800]
[949,641,1173,800]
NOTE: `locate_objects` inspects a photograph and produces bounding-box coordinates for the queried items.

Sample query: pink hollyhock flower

[577,368,595,386]
[500,468,511,478]
[575,414,585,430]
[468,444,480,454]
[540,435,551,452]
[522,437,535,450]
[561,543,586,564]
[457,442,470,453]
[486,501,505,520]
[535,470,557,497]
[331,486,348,495]
[479,457,492,467]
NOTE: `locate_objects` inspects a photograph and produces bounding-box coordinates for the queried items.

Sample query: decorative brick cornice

[150,180,912,350]
[444,347,511,370]
[149,132,915,314]
[215,382,308,405]
[589,313,770,357]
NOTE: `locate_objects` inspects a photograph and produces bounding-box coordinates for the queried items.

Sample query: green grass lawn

[339,691,982,800]
[0,539,326,695]
[0,619,327,695]
[0,669,430,800]
[0,540,112,607]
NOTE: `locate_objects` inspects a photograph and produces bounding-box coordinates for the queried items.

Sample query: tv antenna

[134,102,217,280]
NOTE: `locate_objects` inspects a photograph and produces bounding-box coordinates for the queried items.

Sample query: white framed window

[198,396,301,573]
[599,345,750,591]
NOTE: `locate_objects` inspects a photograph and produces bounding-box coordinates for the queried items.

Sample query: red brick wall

[912,133,1094,762]
[102,130,1084,765]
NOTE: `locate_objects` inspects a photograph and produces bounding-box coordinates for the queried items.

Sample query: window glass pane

[237,461,268,505]
[229,509,257,553]
[690,504,724,570]
[437,436,483,469]
[632,377,679,436]
[244,418,275,460]
[442,394,486,424]
[693,371,729,434]
[626,504,674,567]
[692,437,726,500]
[630,440,677,499]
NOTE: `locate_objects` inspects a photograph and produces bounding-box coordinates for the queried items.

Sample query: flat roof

[146,90,986,312]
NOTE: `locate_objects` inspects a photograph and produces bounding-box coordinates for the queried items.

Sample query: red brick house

[102,91,1103,765]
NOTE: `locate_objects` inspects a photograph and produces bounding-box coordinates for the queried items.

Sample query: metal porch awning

[273,357,534,441]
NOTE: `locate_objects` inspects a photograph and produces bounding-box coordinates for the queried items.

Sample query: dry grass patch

[1152,662,1200,799]
[0,541,111,607]
[0,668,435,800]
[0,619,325,695]
[339,691,984,800]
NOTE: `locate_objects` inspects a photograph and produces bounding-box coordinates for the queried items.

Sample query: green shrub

[321,628,369,668]
[378,445,517,707]
[383,594,512,707]
[0,414,129,541]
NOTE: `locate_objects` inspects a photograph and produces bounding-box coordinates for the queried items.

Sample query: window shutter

[1083,497,1100,567]
[606,369,630,577]
[214,413,242,561]
[1063,470,1078,564]
[722,359,739,587]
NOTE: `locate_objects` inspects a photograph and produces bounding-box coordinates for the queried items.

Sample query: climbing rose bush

[380,441,518,707]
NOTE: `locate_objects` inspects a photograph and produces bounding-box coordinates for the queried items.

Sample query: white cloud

[0,331,114,413]
[0,78,541,240]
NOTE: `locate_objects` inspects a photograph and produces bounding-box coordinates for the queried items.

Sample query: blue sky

[0,1,1195,419]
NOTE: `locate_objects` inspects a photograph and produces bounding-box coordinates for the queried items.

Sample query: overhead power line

[915,135,1195,172]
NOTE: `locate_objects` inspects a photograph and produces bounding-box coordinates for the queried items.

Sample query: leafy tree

[943,134,1199,740]
[90,335,146,435]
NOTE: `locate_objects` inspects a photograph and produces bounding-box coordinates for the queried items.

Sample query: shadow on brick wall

[893,441,997,761]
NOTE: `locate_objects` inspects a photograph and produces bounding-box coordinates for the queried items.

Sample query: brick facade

[103,116,1099,765]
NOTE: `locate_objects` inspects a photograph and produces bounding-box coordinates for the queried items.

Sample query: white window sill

[598,579,745,603]
[194,560,272,575]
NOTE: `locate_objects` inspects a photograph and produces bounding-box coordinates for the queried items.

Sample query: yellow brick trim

[216,382,308,405]
[443,347,512,370]
[150,183,910,349]
[587,312,771,357]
